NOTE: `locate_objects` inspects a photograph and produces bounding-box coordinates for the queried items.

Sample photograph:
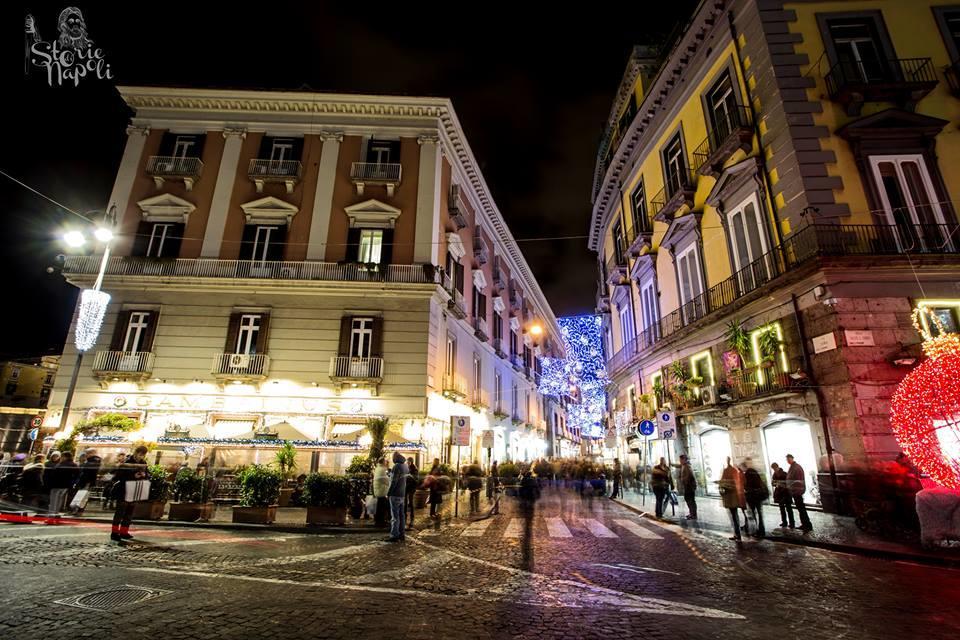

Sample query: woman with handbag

[110,445,149,542]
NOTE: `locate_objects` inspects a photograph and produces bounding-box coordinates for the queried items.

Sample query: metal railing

[328,356,384,380]
[147,156,203,178]
[730,365,794,401]
[248,159,302,179]
[825,57,937,100]
[62,256,443,285]
[650,168,697,220]
[692,105,752,173]
[469,389,489,408]
[442,375,468,399]
[605,250,628,283]
[473,317,489,340]
[91,351,155,375]
[510,354,525,370]
[473,239,489,265]
[604,221,960,378]
[211,353,270,378]
[447,288,466,317]
[509,288,521,310]
[350,162,402,183]
[449,185,469,229]
[625,215,653,248]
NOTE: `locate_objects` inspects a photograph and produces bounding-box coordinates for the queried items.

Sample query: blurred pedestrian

[466,460,483,515]
[719,457,744,541]
[110,445,149,542]
[651,457,672,519]
[609,459,623,499]
[386,452,408,542]
[743,458,768,537]
[486,460,499,504]
[519,470,540,570]
[423,466,443,520]
[678,454,697,519]
[771,462,793,528]
[20,454,46,508]
[48,451,79,514]
[405,457,418,529]
[372,457,390,527]
[786,454,813,532]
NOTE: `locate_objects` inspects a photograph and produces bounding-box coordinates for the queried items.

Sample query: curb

[611,499,960,569]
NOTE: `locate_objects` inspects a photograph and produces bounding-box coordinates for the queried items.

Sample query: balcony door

[727,193,770,293]
[172,135,198,159]
[663,133,688,196]
[869,155,952,252]
[639,279,659,343]
[827,18,888,83]
[676,243,705,323]
[618,303,634,350]
[235,314,262,355]
[240,224,286,272]
[612,220,626,265]
[350,317,374,359]
[707,73,739,143]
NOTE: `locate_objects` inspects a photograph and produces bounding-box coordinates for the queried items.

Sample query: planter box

[306,505,347,525]
[168,502,214,522]
[278,488,295,507]
[232,505,278,524]
[131,500,166,520]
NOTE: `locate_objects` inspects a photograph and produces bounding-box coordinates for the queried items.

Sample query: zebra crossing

[422,516,664,541]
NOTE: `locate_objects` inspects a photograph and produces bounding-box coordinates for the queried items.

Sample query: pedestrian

[771,462,793,528]
[466,460,483,515]
[0,453,26,500]
[372,457,390,527]
[742,458,768,537]
[405,457,418,529]
[678,454,698,519]
[518,470,540,570]
[386,452,408,542]
[110,445,149,542]
[20,454,46,508]
[487,460,499,504]
[423,466,444,520]
[609,459,623,499]
[786,454,813,532]
[102,452,127,510]
[651,457,672,519]
[719,457,744,541]
[48,451,79,514]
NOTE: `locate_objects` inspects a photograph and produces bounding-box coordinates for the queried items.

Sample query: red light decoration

[889,308,960,489]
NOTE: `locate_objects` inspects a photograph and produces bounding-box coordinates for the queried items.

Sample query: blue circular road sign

[638,420,656,436]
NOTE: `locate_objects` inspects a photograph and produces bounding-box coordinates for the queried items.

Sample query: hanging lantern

[74,288,111,352]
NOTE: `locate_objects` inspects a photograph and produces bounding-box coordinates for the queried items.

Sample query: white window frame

[676,243,705,306]
[251,226,278,263]
[639,278,658,335]
[445,336,456,377]
[350,317,374,359]
[358,229,384,263]
[172,135,196,158]
[123,311,151,353]
[146,223,175,258]
[726,192,769,272]
[869,154,948,229]
[618,303,635,348]
[236,314,262,355]
[473,355,482,397]
[494,371,502,410]
[269,138,294,162]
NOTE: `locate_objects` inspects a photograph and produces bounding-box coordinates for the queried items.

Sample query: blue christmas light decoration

[539,314,608,439]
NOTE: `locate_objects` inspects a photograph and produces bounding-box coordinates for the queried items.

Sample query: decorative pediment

[473,269,487,291]
[492,296,505,313]
[836,108,949,141]
[660,211,702,256]
[611,283,632,308]
[137,193,195,223]
[630,251,657,282]
[241,196,299,225]
[344,199,402,229]
[446,232,466,260]
[705,157,762,211]
[509,316,521,332]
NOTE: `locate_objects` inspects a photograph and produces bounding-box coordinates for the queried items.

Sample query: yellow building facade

[590,0,960,510]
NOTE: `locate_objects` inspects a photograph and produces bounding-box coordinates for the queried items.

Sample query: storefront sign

[844,330,875,346]
[812,332,837,354]
[451,416,471,446]
[93,392,411,416]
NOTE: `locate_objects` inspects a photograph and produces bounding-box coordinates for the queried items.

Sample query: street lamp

[56,206,116,437]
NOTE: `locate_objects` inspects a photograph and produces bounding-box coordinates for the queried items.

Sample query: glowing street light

[63,230,86,247]
[529,323,543,337]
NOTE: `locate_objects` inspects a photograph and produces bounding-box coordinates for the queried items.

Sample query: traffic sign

[657,411,676,440]
[31,415,43,428]
[637,420,656,436]
[481,430,494,449]
[451,416,472,446]
[28,428,39,441]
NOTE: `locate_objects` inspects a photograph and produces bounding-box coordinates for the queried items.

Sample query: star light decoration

[75,289,111,352]
[539,314,609,439]
[889,306,960,489]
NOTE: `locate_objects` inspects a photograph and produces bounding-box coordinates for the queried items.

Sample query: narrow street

[1,491,957,640]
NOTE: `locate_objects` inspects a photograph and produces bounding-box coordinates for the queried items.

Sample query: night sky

[0,2,696,358]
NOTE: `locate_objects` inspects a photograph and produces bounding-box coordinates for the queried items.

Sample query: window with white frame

[145,223,176,258]
[358,229,384,263]
[618,302,635,348]
[639,279,658,339]
[350,317,374,358]
[676,243,705,306]
[445,336,457,377]
[512,383,518,418]
[236,314,262,354]
[869,155,947,228]
[727,193,769,292]
[123,311,151,352]
[494,371,502,411]
[473,355,482,400]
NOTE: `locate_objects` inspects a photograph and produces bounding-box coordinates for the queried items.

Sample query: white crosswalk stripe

[582,518,618,538]
[613,518,663,539]
[503,518,524,538]
[461,518,493,537]
[545,517,572,538]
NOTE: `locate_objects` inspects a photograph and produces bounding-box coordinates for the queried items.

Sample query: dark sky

[0,1,696,358]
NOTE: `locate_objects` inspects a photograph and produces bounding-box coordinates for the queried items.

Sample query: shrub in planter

[304,472,351,525]
[169,468,213,522]
[233,464,282,524]
[132,464,172,520]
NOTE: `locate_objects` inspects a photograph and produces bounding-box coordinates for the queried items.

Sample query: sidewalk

[614,488,960,567]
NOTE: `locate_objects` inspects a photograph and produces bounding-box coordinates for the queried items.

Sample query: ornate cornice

[126,124,150,137]
[319,130,344,142]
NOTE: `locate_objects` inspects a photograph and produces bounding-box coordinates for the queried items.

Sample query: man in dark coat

[678,454,698,519]
[742,458,769,537]
[786,454,813,532]
[111,446,149,542]
[519,471,540,570]
[771,462,793,528]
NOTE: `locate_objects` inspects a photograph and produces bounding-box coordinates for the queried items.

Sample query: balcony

[625,218,653,256]
[650,168,697,223]
[212,353,270,382]
[329,356,384,395]
[510,353,525,372]
[692,106,753,177]
[469,389,489,411]
[442,375,468,401]
[605,252,629,287]
[824,57,938,116]
[350,162,402,197]
[596,287,611,313]
[448,185,469,230]
[146,156,203,191]
[473,234,489,266]
[492,265,506,291]
[447,288,467,319]
[730,365,799,402]
[473,317,489,342]
[62,256,443,286]
[508,288,522,311]
[604,221,960,379]
[248,159,302,194]
[91,351,154,381]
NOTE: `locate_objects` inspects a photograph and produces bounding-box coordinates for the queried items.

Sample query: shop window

[916,300,960,335]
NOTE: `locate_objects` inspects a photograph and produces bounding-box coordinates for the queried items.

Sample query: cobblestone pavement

[1,490,959,640]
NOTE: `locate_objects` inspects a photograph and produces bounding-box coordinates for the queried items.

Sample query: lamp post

[55,207,116,440]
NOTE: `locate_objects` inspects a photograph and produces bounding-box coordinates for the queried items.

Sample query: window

[123,311,152,352]
[707,72,740,141]
[650,371,663,409]
[526,391,531,421]
[612,220,625,264]
[825,17,888,82]
[358,230,384,263]
[172,135,199,159]
[494,371,502,410]
[639,279,659,340]
[689,351,716,387]
[236,314,262,355]
[917,300,960,336]
[240,225,285,262]
[630,180,649,234]
[662,132,689,195]
[510,329,518,358]
[493,311,503,345]
[473,287,487,320]
[750,323,789,378]
[618,303,635,348]
[269,138,294,162]
[627,385,637,419]
[934,8,960,61]
[445,336,456,377]
[133,221,183,258]
[445,251,464,293]
[676,244,705,307]
[523,345,532,369]
[473,355,482,400]
[366,139,399,164]
[727,193,769,291]
[869,155,951,251]
[350,318,374,358]
[512,383,518,417]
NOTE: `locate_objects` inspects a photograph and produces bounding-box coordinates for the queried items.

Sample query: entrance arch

[760,416,819,504]
[698,427,732,496]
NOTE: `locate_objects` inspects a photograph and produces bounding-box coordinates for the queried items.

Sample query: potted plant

[366,417,390,463]
[725,318,750,370]
[168,467,214,522]
[232,464,282,524]
[670,361,692,409]
[498,462,520,495]
[757,329,782,368]
[275,442,297,507]
[493,409,509,421]
[346,455,374,519]
[304,472,351,525]
[132,464,171,520]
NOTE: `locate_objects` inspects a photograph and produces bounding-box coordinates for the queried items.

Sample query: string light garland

[539,314,609,439]
[890,307,960,489]
[74,289,110,352]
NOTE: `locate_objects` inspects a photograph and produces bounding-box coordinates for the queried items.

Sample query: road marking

[592,563,680,576]
[582,519,618,538]
[461,519,493,537]
[503,518,523,538]
[613,518,662,539]
[545,517,572,538]
[149,535,294,547]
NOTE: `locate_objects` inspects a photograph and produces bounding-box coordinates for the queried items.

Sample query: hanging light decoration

[889,306,960,489]
[74,288,111,352]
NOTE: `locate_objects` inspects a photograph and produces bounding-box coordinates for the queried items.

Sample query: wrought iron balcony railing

[650,168,697,222]
[211,353,270,380]
[91,351,155,379]
[692,105,753,176]
[146,156,203,190]
[824,57,938,115]
[248,159,303,194]
[328,356,384,381]
[350,162,402,196]
[442,375,468,400]
[473,317,489,342]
